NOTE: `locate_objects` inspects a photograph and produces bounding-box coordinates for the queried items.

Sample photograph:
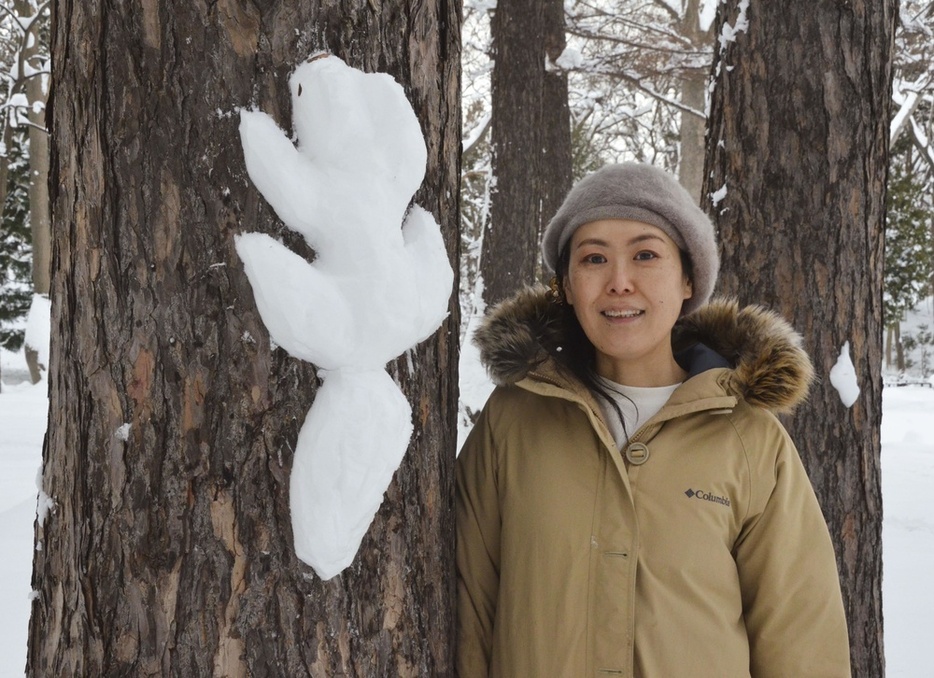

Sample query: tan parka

[456,288,850,678]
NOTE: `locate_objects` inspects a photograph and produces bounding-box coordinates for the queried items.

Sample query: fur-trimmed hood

[473,285,814,414]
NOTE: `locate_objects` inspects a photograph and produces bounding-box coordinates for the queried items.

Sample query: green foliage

[0,127,32,351]
[884,139,934,327]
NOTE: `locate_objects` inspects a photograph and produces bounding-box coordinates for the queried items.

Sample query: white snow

[710,183,728,206]
[114,423,131,441]
[555,47,584,71]
[237,55,453,579]
[890,89,919,144]
[699,0,719,32]
[830,341,861,408]
[23,294,50,375]
[718,0,750,52]
[457,284,495,451]
[0,370,48,677]
[290,369,413,579]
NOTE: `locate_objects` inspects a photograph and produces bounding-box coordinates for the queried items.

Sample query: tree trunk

[28,1,461,676]
[677,0,710,203]
[16,0,50,387]
[895,321,904,373]
[482,0,571,306]
[16,0,50,299]
[704,2,895,675]
[24,70,50,384]
[885,323,892,370]
[540,0,573,250]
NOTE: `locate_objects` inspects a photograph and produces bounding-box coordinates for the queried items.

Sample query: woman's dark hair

[550,244,694,440]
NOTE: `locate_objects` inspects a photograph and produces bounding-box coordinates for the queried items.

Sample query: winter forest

[0,0,932,676]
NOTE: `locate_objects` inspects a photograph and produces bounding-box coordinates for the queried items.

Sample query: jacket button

[625,442,650,465]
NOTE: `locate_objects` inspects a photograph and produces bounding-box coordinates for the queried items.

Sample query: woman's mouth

[602,309,644,319]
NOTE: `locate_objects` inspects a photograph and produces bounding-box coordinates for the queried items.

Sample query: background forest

[0,0,931,676]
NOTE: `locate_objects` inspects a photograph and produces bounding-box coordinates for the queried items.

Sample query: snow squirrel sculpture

[236,55,453,580]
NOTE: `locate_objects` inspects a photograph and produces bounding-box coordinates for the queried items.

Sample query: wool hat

[541,162,719,316]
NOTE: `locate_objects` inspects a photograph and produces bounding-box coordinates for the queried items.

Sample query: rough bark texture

[481,0,571,306]
[703,2,894,675]
[28,1,461,676]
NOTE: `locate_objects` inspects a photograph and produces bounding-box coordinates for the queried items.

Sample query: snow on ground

[881,384,934,677]
[1,343,933,674]
[0,348,47,678]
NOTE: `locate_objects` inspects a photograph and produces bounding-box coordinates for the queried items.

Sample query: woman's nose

[607,261,634,295]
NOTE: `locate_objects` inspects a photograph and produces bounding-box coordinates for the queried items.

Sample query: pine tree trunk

[482,0,571,306]
[28,2,461,675]
[704,2,895,675]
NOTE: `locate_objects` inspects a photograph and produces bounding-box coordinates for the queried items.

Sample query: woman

[456,163,850,677]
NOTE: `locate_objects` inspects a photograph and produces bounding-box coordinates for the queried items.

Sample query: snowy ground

[2,344,933,675]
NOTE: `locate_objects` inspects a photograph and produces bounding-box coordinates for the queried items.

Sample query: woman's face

[563,219,693,386]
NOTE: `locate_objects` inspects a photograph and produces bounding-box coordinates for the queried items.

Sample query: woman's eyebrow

[627,234,665,246]
[574,237,610,249]
[575,234,665,249]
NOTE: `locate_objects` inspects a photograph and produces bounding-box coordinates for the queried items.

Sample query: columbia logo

[684,488,731,508]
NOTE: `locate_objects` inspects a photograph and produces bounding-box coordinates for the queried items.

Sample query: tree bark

[28,1,460,675]
[482,0,571,306]
[704,2,895,675]
[677,0,709,204]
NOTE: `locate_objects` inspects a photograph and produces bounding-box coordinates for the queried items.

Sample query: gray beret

[541,162,719,316]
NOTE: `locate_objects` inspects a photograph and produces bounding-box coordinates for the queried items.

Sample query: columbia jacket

[456,287,850,677]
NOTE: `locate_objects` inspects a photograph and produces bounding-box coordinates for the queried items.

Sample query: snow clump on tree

[236,55,453,580]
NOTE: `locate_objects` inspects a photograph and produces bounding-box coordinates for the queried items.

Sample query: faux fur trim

[473,286,814,413]
[672,299,815,413]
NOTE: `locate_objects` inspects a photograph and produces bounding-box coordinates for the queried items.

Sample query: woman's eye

[583,253,607,264]
[634,250,658,261]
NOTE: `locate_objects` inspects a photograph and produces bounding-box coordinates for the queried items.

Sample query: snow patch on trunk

[830,341,860,408]
[237,55,453,579]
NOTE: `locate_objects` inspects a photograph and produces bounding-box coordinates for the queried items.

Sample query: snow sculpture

[235,55,453,580]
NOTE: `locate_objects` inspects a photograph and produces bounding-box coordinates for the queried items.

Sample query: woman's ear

[682,277,693,301]
[563,277,574,306]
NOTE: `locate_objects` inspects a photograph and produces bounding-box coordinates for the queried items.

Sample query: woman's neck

[595,354,687,388]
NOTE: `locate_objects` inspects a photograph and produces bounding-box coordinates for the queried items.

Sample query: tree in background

[886,0,934,374]
[884,138,934,372]
[704,1,895,674]
[891,1,934,174]
[479,0,572,308]
[0,0,49,383]
[563,0,715,198]
[28,1,460,674]
[0,125,30,357]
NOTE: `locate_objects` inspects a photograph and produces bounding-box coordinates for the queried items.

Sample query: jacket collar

[473,286,814,414]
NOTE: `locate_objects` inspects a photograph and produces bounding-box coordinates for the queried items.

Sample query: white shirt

[596,376,681,449]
